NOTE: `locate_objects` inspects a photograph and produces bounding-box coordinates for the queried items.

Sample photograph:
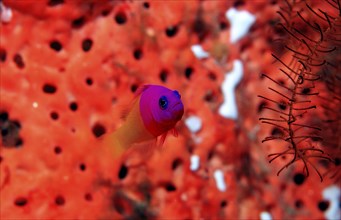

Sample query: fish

[101,85,184,160]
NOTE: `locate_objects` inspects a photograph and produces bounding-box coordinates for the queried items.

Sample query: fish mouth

[172,102,184,110]
[172,102,184,120]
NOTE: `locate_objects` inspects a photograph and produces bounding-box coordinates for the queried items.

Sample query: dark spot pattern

[293,173,305,185]
[185,67,193,79]
[92,123,106,138]
[43,84,57,94]
[115,11,127,25]
[50,41,62,52]
[0,48,7,62]
[317,200,329,211]
[55,195,65,206]
[13,54,25,69]
[159,69,168,83]
[118,164,128,179]
[14,197,28,207]
[82,39,93,52]
[54,146,62,154]
[165,26,178,37]
[0,112,22,147]
[48,0,64,6]
[72,16,85,29]
[133,48,143,60]
[69,102,78,111]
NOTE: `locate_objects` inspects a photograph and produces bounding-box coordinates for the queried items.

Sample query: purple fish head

[139,85,184,137]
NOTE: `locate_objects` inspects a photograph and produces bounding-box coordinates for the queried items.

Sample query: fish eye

[159,96,168,110]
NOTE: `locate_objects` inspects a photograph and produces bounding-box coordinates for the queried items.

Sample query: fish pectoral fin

[157,132,168,148]
[170,128,178,137]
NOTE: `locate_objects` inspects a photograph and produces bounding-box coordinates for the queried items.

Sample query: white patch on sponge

[322,185,341,220]
[225,8,256,43]
[219,60,243,119]
[0,2,13,23]
[185,115,202,133]
[191,44,210,59]
[260,211,272,220]
[213,169,227,192]
[190,155,200,171]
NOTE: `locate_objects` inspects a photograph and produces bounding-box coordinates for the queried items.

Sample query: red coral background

[0,0,339,219]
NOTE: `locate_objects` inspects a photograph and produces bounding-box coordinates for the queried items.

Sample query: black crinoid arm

[259,0,341,182]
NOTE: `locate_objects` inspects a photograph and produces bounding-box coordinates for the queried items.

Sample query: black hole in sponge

[1,128,8,136]
[82,38,93,52]
[335,157,340,166]
[48,0,64,6]
[165,183,176,192]
[278,101,287,110]
[50,112,59,120]
[50,40,62,52]
[15,138,23,147]
[13,54,25,69]
[0,48,7,62]
[133,48,143,60]
[0,112,9,122]
[172,158,183,170]
[85,77,93,86]
[233,0,245,7]
[293,173,305,185]
[118,164,128,179]
[69,102,78,111]
[1,114,22,148]
[295,199,304,209]
[143,2,150,8]
[54,146,62,154]
[84,193,93,201]
[192,18,207,41]
[317,200,329,212]
[159,69,168,83]
[114,11,127,25]
[14,197,28,207]
[92,123,106,138]
[208,72,217,81]
[72,16,86,29]
[130,84,138,93]
[55,195,65,206]
[220,200,227,207]
[43,84,57,94]
[271,127,284,136]
[79,163,86,171]
[220,21,228,30]
[165,26,178,37]
[185,67,193,79]
[258,101,267,113]
[204,91,215,102]
[301,87,311,95]
[101,9,111,16]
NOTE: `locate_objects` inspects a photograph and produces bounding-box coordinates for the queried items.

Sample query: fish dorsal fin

[120,85,149,120]
[120,98,138,120]
[134,85,150,98]
[120,106,130,120]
